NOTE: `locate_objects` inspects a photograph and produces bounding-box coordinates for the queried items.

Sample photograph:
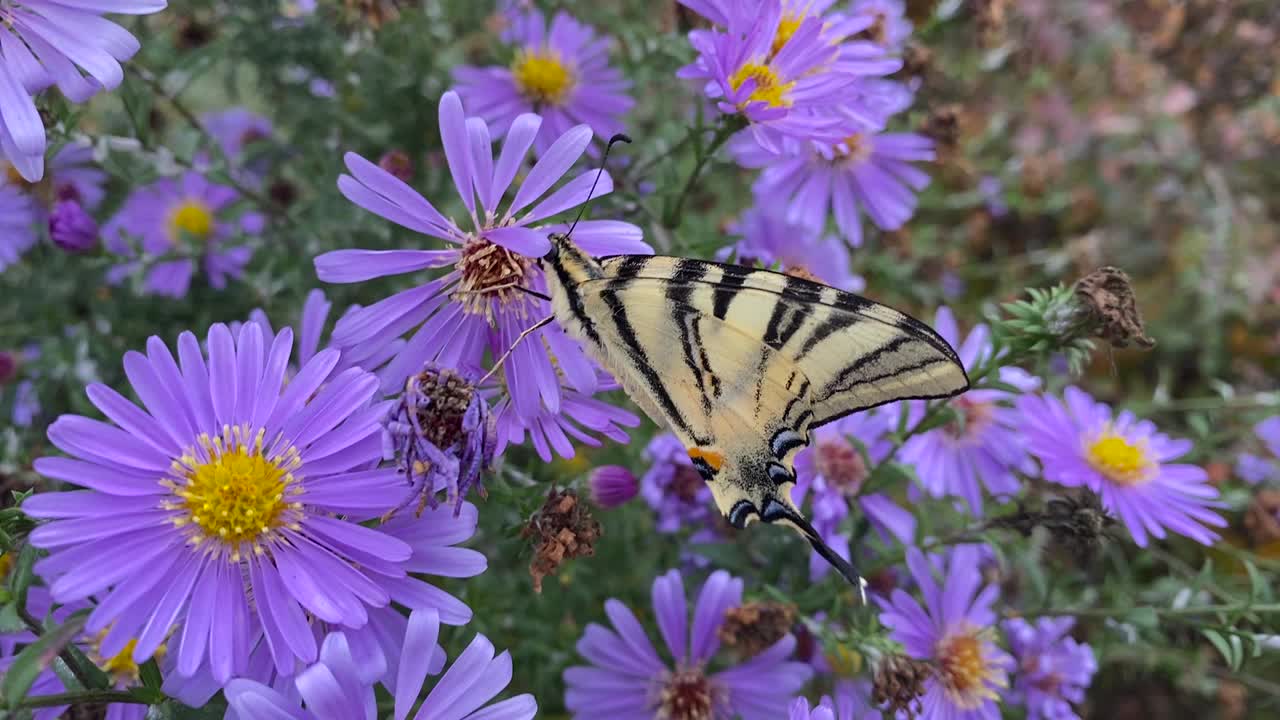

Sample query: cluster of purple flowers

[677,0,934,253]
[2,4,1248,719]
[11,321,533,717]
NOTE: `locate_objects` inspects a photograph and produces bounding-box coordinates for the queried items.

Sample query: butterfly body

[539,233,969,593]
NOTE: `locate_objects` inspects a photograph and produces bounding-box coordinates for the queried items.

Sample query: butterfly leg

[479,315,555,385]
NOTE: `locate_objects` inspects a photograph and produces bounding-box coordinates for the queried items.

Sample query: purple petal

[506,124,592,217]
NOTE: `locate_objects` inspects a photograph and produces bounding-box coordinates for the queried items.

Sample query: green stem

[134,68,288,221]
[15,689,147,709]
[1010,602,1280,621]
[662,120,740,229]
[17,607,95,691]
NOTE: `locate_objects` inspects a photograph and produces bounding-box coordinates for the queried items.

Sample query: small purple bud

[48,199,98,253]
[589,464,639,508]
[0,351,16,385]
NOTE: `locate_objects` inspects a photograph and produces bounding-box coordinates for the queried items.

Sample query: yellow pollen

[1086,432,1153,486]
[511,48,574,105]
[173,427,297,549]
[836,132,873,164]
[936,628,1003,709]
[3,162,29,187]
[99,638,143,683]
[169,200,215,242]
[729,62,794,109]
[772,13,804,56]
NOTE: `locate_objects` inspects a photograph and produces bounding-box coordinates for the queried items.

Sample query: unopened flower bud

[588,465,638,508]
[48,200,98,253]
[0,351,16,385]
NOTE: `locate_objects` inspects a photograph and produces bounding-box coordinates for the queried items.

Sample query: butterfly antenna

[564,133,632,239]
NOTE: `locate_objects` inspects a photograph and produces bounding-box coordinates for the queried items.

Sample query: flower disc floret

[511,48,575,105]
[167,425,300,551]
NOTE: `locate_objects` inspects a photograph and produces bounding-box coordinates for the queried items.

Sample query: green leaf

[1126,607,1158,630]
[12,544,36,613]
[2,613,87,709]
[1244,560,1273,603]
[140,658,164,691]
[63,643,111,691]
[1202,629,1242,671]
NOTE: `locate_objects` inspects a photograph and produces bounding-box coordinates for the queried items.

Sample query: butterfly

[535,245,967,600]
[495,136,969,599]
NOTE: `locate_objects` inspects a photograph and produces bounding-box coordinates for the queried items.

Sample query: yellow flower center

[169,200,215,242]
[1086,432,1153,486]
[165,425,302,557]
[729,62,794,108]
[772,13,804,56]
[511,48,574,105]
[3,162,29,187]
[936,626,1004,709]
[836,132,873,164]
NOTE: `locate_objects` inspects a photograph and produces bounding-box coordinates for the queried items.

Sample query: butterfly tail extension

[762,498,868,604]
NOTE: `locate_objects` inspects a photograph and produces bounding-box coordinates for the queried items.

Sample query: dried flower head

[993,490,1119,564]
[1073,266,1156,350]
[1244,489,1280,547]
[377,149,413,183]
[974,0,1008,48]
[522,488,602,593]
[718,601,798,659]
[921,104,963,156]
[872,653,933,717]
[342,0,403,28]
[384,365,495,517]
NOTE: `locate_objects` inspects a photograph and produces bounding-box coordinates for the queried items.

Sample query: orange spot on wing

[687,447,724,471]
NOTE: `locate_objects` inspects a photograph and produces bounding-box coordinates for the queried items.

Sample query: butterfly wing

[560,253,968,593]
[593,255,969,429]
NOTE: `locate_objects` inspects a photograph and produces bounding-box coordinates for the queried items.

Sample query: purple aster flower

[1017,386,1228,546]
[849,0,913,51]
[1003,617,1097,720]
[730,128,933,246]
[793,407,916,579]
[102,170,261,297]
[1,585,227,718]
[0,0,167,182]
[564,569,813,718]
[677,0,900,148]
[642,432,719,535]
[718,202,865,291]
[383,364,496,515]
[226,609,536,720]
[24,322,419,682]
[899,307,1039,516]
[1236,453,1274,485]
[0,184,36,271]
[315,91,648,438]
[589,464,639,508]
[453,8,633,156]
[877,546,1013,718]
[48,197,97,252]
